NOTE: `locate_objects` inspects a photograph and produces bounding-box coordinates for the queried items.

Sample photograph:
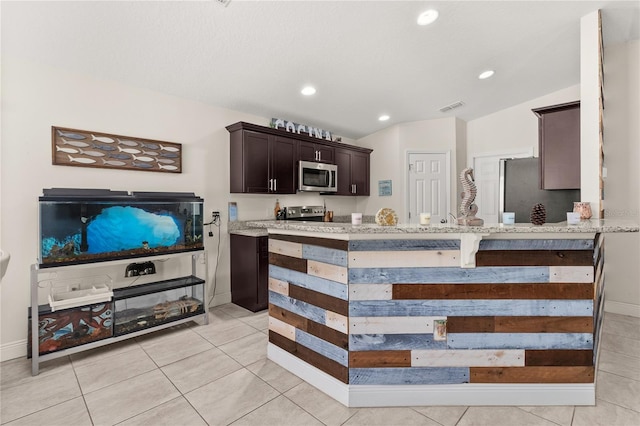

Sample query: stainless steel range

[282,205,325,222]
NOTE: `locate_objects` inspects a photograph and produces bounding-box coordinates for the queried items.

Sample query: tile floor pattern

[1,305,639,426]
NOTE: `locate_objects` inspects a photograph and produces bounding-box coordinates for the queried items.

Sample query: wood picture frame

[51,126,182,173]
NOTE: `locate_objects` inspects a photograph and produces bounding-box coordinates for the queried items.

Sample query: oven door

[298,161,337,192]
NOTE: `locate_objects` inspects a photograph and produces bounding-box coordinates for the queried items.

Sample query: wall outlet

[212,211,220,220]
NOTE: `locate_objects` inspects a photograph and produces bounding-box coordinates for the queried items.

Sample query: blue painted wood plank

[447,333,593,350]
[479,239,594,251]
[349,240,460,251]
[349,266,549,284]
[302,245,348,267]
[269,291,327,324]
[349,300,593,317]
[295,329,348,366]
[349,367,469,385]
[349,334,448,351]
[270,265,348,300]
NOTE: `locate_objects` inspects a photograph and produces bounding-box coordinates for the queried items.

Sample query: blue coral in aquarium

[87,206,180,253]
[41,234,82,259]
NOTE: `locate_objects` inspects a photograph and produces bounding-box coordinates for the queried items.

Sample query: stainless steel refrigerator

[499,157,580,223]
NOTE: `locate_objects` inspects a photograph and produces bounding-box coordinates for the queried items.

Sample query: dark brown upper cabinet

[228,125,298,194]
[532,101,581,190]
[334,147,370,196]
[299,140,334,163]
[227,121,372,196]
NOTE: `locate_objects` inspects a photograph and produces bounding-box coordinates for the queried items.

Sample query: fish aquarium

[112,276,205,336]
[39,188,204,268]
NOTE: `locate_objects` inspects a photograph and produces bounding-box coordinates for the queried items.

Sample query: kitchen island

[245,219,638,407]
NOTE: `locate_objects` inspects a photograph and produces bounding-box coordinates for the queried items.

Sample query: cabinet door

[299,141,335,163]
[235,131,270,193]
[230,234,267,312]
[270,136,298,194]
[316,145,334,163]
[534,102,580,190]
[299,141,318,162]
[334,148,352,195]
[351,151,370,195]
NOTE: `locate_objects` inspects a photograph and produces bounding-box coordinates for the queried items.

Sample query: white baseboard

[605,300,640,318]
[1,339,26,362]
[268,344,595,407]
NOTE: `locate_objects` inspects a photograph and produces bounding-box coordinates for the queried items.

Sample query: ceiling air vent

[439,101,465,113]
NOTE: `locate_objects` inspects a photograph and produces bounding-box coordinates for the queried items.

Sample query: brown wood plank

[393,283,594,300]
[349,351,412,368]
[470,366,594,383]
[447,316,593,333]
[495,316,593,333]
[269,234,349,251]
[268,304,348,350]
[447,316,496,333]
[525,350,593,366]
[269,329,296,352]
[476,250,594,266]
[269,252,307,273]
[289,284,349,317]
[269,331,349,383]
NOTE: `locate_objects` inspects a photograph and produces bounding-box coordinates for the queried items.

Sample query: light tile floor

[1,305,639,426]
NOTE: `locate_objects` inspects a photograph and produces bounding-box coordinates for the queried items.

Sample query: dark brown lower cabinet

[230,234,268,312]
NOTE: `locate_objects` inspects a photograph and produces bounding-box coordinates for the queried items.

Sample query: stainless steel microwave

[298,161,337,192]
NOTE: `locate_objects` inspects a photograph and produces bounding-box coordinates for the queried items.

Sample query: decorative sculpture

[458,168,484,226]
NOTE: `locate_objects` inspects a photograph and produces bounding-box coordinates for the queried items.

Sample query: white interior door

[473,149,534,224]
[408,152,449,224]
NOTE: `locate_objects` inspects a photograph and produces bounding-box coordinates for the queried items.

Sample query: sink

[1,250,10,280]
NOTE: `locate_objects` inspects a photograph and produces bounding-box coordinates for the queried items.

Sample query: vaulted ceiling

[2,1,639,139]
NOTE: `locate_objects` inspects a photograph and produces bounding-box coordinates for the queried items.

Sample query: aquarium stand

[29,251,208,376]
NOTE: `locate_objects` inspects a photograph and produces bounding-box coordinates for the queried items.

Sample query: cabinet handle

[318,151,321,162]
[274,179,277,192]
[268,179,273,191]
[351,184,356,194]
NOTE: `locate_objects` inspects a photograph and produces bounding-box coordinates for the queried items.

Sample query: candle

[419,212,431,225]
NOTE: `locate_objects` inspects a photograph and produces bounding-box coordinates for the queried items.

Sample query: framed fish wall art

[51,126,182,174]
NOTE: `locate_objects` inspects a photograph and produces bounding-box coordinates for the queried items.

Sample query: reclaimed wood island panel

[245,219,637,407]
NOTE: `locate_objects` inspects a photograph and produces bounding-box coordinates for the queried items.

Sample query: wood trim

[269,304,348,350]
[288,284,349,317]
[447,316,593,333]
[269,252,307,273]
[525,349,593,366]
[269,331,349,383]
[476,250,594,267]
[269,234,349,251]
[392,283,595,300]
[349,350,412,368]
[470,366,594,383]
[226,121,373,154]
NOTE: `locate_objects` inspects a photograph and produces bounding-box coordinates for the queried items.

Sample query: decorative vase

[573,202,592,219]
[530,203,546,225]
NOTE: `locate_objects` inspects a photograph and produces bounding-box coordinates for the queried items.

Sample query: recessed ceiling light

[417,9,439,26]
[478,70,495,80]
[301,86,316,96]
[378,115,390,122]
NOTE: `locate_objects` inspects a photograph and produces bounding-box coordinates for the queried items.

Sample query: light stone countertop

[244,218,639,234]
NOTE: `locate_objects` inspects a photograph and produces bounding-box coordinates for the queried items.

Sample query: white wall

[358,117,461,222]
[0,56,359,360]
[466,85,580,163]
[602,40,640,316]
